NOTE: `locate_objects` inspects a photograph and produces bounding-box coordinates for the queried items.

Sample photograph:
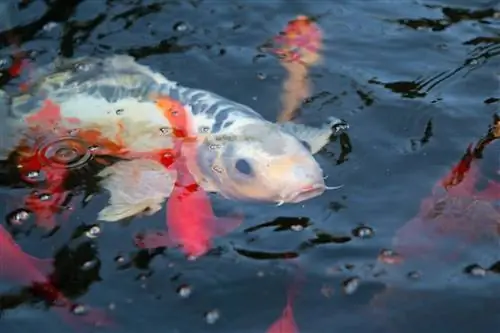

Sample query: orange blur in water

[271,15,323,123]
[388,132,500,264]
[266,261,303,333]
[0,224,113,327]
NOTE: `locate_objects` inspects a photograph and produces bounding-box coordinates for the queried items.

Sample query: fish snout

[284,183,326,203]
[279,165,326,203]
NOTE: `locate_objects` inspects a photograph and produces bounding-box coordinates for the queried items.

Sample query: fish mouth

[285,184,325,203]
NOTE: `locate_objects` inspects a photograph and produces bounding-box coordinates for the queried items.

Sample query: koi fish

[0,224,112,327]
[3,54,347,223]
[134,96,242,258]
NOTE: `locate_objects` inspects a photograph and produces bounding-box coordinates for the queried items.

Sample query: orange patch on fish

[25,99,80,129]
[135,95,243,258]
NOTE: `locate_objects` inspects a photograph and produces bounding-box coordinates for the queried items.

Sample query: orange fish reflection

[269,15,323,123]
[0,225,113,327]
[134,96,242,259]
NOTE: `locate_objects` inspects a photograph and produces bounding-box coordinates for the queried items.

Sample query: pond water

[0,0,499,332]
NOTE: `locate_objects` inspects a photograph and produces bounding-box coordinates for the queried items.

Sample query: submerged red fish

[387,136,500,264]
[0,224,113,327]
[134,96,242,258]
[266,261,303,333]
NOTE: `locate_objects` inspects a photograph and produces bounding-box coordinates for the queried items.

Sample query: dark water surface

[0,0,499,332]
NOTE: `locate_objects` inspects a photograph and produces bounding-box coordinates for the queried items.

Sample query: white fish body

[3,55,348,222]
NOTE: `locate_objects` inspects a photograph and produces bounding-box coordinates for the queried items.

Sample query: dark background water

[0,0,499,332]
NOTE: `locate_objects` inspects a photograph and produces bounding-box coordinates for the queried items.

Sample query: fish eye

[234,158,253,176]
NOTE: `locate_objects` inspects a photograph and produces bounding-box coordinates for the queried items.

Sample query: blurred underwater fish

[0,224,113,327]
[263,15,323,122]
[266,260,303,333]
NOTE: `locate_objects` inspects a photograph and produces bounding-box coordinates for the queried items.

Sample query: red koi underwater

[266,261,303,333]
[0,225,113,327]
[388,139,500,264]
[134,96,242,259]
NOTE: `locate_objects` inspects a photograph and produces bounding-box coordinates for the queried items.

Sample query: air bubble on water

[342,277,360,295]
[38,193,52,201]
[468,59,478,66]
[0,58,9,69]
[8,209,31,225]
[204,309,220,324]
[257,72,267,80]
[352,225,374,239]
[85,225,101,238]
[25,170,45,182]
[116,109,124,115]
[173,22,189,32]
[407,271,422,280]
[75,63,92,71]
[199,126,210,133]
[160,127,171,135]
[137,273,149,281]
[212,165,223,174]
[68,128,79,136]
[114,255,126,264]
[208,144,222,150]
[177,284,192,298]
[81,260,98,271]
[88,145,99,152]
[71,304,88,316]
[43,22,58,32]
[464,264,487,277]
[378,248,402,264]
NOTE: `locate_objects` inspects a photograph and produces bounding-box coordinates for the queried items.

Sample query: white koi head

[194,121,329,204]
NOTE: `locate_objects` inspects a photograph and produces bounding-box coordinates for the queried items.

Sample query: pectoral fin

[97,159,176,222]
[279,116,349,154]
[98,204,148,222]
